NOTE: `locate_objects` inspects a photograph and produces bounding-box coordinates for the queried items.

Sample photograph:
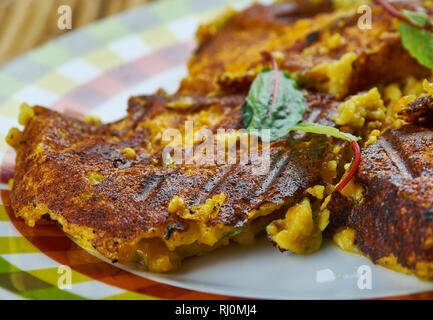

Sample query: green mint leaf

[401,10,429,27]
[398,11,433,69]
[288,122,360,142]
[243,69,305,142]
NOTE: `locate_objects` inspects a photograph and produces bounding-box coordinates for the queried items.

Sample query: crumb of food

[307,185,325,200]
[166,194,231,248]
[8,178,14,190]
[332,87,386,129]
[423,79,433,95]
[317,209,330,232]
[309,52,358,98]
[33,142,44,156]
[166,96,195,109]
[339,163,364,201]
[364,129,381,147]
[87,172,104,185]
[120,147,136,160]
[384,83,402,113]
[393,95,417,114]
[316,195,332,231]
[326,33,344,50]
[332,145,341,155]
[404,76,425,97]
[84,115,102,125]
[333,228,359,253]
[266,198,322,254]
[168,195,186,214]
[6,127,22,149]
[18,102,34,126]
[177,194,226,221]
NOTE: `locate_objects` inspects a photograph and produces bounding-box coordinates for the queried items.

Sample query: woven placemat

[0,0,159,65]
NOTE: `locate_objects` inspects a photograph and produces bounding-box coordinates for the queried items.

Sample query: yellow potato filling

[266,198,322,254]
[6,127,23,149]
[120,147,136,160]
[332,87,386,129]
[18,102,34,126]
[333,227,359,253]
[308,52,358,98]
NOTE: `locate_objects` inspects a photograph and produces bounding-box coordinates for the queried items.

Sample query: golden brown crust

[328,125,433,278]
[180,1,430,96]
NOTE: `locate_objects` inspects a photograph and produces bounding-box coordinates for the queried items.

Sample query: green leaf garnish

[242,69,305,142]
[242,56,360,145]
[401,10,430,27]
[242,53,363,192]
[398,10,433,69]
[288,123,362,193]
[288,122,360,142]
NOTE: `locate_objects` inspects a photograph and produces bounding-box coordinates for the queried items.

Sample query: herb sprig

[288,123,362,192]
[242,56,305,142]
[242,53,361,192]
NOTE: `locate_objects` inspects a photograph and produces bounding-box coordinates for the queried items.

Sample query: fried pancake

[9,92,341,272]
[180,0,430,97]
[327,121,433,279]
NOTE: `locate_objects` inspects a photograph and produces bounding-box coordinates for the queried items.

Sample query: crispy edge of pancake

[327,124,433,279]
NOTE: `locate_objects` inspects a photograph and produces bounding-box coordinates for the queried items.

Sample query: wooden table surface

[0,0,160,65]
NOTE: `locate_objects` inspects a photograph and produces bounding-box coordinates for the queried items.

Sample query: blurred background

[0,0,163,65]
